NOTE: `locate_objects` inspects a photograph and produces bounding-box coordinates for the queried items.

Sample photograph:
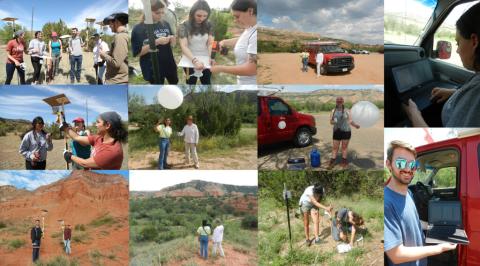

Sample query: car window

[431,167,457,189]
[433,1,480,68]
[268,99,291,116]
[384,0,437,45]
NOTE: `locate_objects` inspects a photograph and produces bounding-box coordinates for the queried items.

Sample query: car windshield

[320,45,344,54]
[384,0,437,45]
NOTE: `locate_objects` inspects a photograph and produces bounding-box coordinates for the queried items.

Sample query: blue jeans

[5,63,25,84]
[158,138,170,170]
[302,58,308,72]
[65,239,71,254]
[69,55,82,81]
[199,235,209,259]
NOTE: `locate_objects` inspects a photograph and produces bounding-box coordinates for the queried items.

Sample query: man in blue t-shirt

[384,140,457,265]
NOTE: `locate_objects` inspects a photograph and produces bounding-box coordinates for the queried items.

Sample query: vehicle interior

[384,0,478,127]
[409,148,460,265]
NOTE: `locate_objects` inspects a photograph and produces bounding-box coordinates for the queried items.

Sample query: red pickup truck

[304,41,355,74]
[409,130,480,265]
[257,95,316,147]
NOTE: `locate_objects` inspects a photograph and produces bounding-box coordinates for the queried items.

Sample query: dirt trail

[168,243,256,266]
[258,111,384,170]
[129,145,257,170]
[0,133,128,170]
[0,45,99,85]
[258,53,384,84]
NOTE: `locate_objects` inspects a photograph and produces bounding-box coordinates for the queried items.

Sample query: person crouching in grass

[332,208,364,247]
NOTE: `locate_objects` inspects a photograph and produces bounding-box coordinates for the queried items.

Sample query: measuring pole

[142,0,160,84]
[62,102,69,170]
[284,183,292,250]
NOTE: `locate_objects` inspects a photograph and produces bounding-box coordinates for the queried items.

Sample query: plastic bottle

[310,148,320,168]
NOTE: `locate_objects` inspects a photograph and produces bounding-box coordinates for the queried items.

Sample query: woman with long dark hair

[131,0,178,84]
[61,111,127,170]
[178,0,214,85]
[19,116,53,170]
[196,219,212,260]
[155,117,172,170]
[210,0,257,84]
[328,97,360,169]
[404,2,480,127]
[5,30,27,84]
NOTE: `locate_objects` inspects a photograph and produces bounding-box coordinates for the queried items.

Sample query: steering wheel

[415,181,432,205]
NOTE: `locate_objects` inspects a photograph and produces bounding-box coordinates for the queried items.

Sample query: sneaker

[327,158,335,169]
[305,239,312,246]
[341,158,348,168]
[194,164,199,169]
[314,238,321,244]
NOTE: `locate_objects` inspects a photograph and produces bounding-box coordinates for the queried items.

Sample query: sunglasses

[394,157,417,171]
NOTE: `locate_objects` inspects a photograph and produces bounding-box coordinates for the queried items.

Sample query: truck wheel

[320,65,326,75]
[295,128,312,147]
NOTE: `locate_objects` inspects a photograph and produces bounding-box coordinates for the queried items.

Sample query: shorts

[332,219,352,241]
[300,201,319,213]
[333,130,351,141]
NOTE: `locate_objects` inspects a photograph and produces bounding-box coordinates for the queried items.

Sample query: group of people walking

[132,0,257,85]
[19,111,127,170]
[5,12,128,85]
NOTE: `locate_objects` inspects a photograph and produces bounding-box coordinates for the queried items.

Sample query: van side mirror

[436,40,452,59]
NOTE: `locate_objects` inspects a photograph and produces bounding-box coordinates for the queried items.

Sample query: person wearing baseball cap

[61,111,127,169]
[5,30,27,84]
[48,31,63,83]
[328,96,360,169]
[100,12,129,84]
[69,117,91,169]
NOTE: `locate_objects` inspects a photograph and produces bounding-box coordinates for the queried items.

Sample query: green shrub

[89,214,116,227]
[8,239,25,250]
[34,255,80,266]
[241,215,258,229]
[74,224,86,231]
[0,221,6,229]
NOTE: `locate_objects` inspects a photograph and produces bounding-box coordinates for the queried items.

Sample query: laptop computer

[425,200,469,245]
[392,60,458,110]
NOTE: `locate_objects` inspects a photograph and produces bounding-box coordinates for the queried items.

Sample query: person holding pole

[5,30,27,85]
[299,184,332,246]
[19,117,53,170]
[101,13,129,84]
[131,0,178,84]
[31,219,42,262]
[69,117,91,170]
[61,111,127,170]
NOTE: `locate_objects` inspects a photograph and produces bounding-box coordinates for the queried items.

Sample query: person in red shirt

[63,224,72,255]
[61,111,127,170]
[5,30,27,84]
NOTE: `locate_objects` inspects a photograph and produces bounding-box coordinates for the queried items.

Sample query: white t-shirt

[299,185,314,205]
[234,25,257,85]
[316,53,324,64]
[213,225,224,242]
[178,123,199,144]
[93,40,110,64]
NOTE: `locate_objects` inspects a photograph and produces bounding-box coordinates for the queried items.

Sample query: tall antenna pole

[31,6,34,37]
[86,99,89,129]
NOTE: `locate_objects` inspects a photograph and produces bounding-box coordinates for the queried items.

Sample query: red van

[257,95,317,147]
[409,130,480,265]
[304,41,355,74]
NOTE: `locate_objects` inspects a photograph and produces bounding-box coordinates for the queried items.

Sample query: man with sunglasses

[384,140,457,265]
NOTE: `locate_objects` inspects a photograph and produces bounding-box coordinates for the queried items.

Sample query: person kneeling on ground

[332,208,364,247]
[61,111,127,170]
[299,184,333,246]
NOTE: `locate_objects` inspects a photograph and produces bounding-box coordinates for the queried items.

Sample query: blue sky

[0,0,127,35]
[129,85,257,105]
[0,85,128,125]
[0,170,129,191]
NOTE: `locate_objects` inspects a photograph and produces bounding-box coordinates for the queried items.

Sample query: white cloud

[0,170,68,190]
[67,0,128,29]
[130,170,258,191]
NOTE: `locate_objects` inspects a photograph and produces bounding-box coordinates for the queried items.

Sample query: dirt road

[258,111,384,170]
[0,45,100,85]
[0,133,128,170]
[258,53,384,84]
[128,145,257,170]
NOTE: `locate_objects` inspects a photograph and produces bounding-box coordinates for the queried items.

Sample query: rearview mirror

[436,40,452,59]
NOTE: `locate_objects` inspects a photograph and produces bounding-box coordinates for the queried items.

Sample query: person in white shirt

[178,115,200,169]
[299,184,332,246]
[28,31,46,84]
[92,33,110,84]
[212,220,225,257]
[315,51,324,77]
[210,0,257,84]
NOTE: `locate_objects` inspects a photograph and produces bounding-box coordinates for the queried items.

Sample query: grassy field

[259,195,384,266]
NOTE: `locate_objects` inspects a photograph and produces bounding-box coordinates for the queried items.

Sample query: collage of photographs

[0,0,479,266]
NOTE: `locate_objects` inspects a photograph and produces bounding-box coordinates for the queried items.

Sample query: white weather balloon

[351,101,380,128]
[157,85,183,109]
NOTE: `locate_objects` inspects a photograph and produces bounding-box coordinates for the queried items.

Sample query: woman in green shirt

[155,118,172,169]
[196,219,211,260]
